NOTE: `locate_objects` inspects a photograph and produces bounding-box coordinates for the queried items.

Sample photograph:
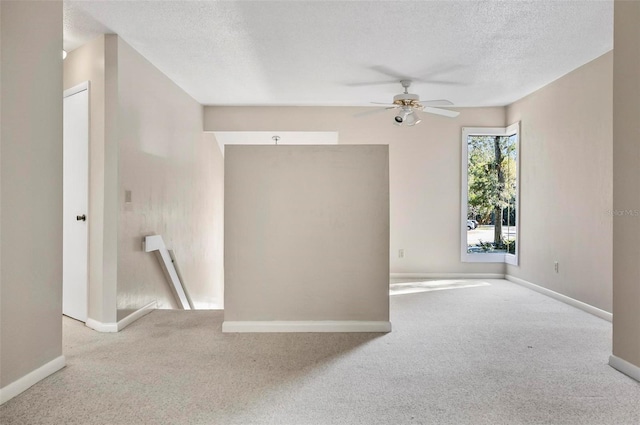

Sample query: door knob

[76,214,86,221]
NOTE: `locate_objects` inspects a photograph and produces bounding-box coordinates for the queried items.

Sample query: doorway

[62,82,89,322]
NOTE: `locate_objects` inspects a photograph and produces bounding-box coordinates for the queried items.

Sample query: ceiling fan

[366,80,460,126]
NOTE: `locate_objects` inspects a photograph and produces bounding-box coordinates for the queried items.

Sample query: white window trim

[461,122,520,264]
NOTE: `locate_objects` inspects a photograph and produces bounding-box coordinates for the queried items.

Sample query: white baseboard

[85,318,118,333]
[505,275,612,322]
[117,301,157,331]
[85,301,157,333]
[390,273,505,280]
[609,354,640,382]
[0,355,65,405]
[222,320,392,333]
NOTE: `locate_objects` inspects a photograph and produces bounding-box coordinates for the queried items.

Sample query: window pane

[504,133,517,256]
[466,134,517,255]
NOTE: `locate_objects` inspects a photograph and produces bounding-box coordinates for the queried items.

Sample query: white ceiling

[63,0,613,108]
[213,131,339,155]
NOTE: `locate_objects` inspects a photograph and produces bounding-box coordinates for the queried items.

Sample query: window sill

[462,253,518,265]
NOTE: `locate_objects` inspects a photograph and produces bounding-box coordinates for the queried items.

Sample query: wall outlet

[554,261,559,273]
[398,249,404,258]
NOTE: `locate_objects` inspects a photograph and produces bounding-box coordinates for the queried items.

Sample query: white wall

[0,0,64,393]
[224,145,389,324]
[116,38,224,312]
[204,106,506,277]
[506,52,613,312]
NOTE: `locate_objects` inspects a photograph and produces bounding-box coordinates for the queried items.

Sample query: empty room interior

[1,0,640,424]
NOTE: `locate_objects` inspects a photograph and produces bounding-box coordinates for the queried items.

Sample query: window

[461,122,519,265]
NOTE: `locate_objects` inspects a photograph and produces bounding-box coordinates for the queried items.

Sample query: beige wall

[506,52,613,312]
[612,1,640,368]
[206,58,614,313]
[64,36,224,319]
[205,106,506,276]
[64,34,119,324]
[116,38,224,311]
[224,145,389,322]
[0,0,63,387]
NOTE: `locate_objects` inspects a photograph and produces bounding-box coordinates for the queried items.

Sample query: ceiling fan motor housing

[393,92,421,107]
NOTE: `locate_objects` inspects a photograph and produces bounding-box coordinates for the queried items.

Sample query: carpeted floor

[1,279,639,424]
[389,279,491,295]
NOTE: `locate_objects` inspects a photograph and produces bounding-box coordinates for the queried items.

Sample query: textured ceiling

[213,131,338,155]
[64,0,613,107]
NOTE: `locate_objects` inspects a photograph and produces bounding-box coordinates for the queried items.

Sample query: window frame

[460,122,520,265]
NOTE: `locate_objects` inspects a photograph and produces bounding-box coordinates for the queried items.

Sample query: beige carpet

[389,279,491,295]
[2,279,639,424]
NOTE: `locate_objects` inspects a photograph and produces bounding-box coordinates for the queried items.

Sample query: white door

[63,82,89,322]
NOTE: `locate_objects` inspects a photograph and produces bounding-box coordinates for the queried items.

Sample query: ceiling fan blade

[422,106,460,118]
[432,80,464,86]
[351,65,465,87]
[370,102,398,106]
[420,99,454,107]
[346,77,460,87]
[415,64,464,79]
[370,65,408,80]
[345,79,400,87]
[354,107,395,118]
[414,79,463,86]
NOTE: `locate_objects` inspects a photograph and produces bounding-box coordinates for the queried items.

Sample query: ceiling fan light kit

[394,107,421,127]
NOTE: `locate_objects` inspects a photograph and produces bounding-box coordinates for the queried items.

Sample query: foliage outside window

[461,123,519,264]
